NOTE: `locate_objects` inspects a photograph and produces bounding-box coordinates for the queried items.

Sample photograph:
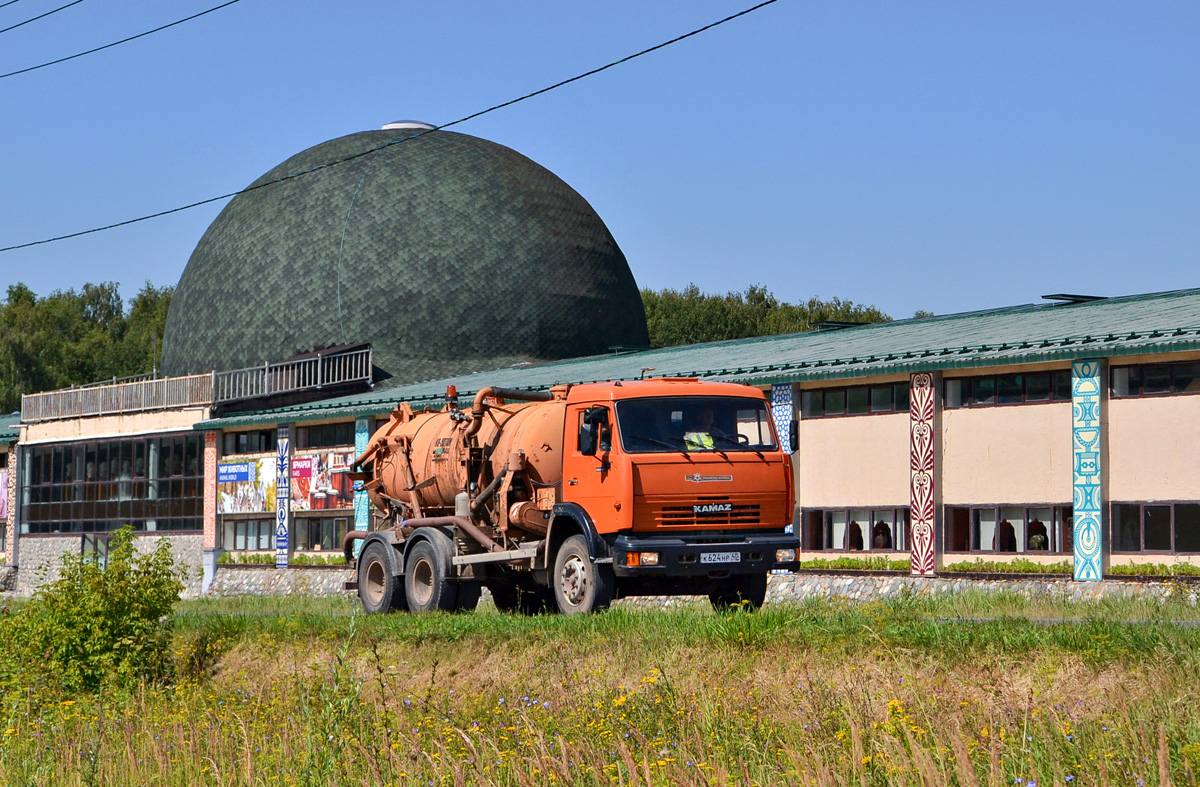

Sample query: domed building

[161,123,649,384]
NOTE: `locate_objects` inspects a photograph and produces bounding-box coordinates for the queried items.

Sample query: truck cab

[547,378,798,611]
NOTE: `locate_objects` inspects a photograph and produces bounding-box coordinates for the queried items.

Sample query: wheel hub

[560,555,589,606]
[411,557,434,607]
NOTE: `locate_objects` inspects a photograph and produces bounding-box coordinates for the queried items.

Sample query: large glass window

[1112,361,1200,397]
[297,423,355,449]
[615,397,777,454]
[944,505,1073,554]
[797,383,910,418]
[801,508,910,552]
[944,371,1073,408]
[21,433,203,534]
[1111,502,1200,553]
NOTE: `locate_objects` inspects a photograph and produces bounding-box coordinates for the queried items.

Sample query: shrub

[0,526,184,693]
[941,557,1072,574]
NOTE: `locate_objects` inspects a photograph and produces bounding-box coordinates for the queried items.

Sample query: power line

[0,0,780,254]
[0,0,242,80]
[0,0,29,10]
[0,0,86,36]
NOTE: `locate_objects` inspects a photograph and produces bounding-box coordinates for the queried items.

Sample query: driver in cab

[683,405,721,450]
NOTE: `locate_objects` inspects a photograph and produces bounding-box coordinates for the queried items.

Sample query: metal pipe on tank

[463,387,554,440]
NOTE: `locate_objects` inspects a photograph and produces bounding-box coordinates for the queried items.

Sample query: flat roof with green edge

[195,287,1200,431]
[0,413,20,445]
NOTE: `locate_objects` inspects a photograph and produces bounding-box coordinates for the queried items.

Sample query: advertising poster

[216,458,277,514]
[290,452,354,511]
[0,470,7,519]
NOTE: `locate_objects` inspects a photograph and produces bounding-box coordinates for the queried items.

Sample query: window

[943,505,1072,553]
[297,423,355,449]
[222,518,276,551]
[615,397,776,454]
[798,383,910,418]
[293,516,350,552]
[21,434,204,534]
[801,508,909,552]
[223,430,277,455]
[944,371,1072,408]
[1111,362,1200,397]
[1111,502,1200,553]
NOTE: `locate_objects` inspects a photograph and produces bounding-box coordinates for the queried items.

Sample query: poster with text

[290,452,354,511]
[217,458,277,514]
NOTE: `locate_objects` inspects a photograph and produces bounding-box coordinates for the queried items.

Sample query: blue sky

[0,1,1197,319]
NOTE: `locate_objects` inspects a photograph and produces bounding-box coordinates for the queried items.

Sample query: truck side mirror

[579,407,609,456]
[790,421,799,453]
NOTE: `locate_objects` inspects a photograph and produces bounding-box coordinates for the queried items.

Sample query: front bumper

[611,531,799,578]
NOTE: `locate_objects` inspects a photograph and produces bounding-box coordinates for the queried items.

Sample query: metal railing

[22,374,214,422]
[21,346,373,423]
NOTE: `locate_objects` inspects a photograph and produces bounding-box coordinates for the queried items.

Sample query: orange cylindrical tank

[359,396,566,518]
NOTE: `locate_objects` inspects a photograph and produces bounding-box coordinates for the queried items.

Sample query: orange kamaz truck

[344,378,798,615]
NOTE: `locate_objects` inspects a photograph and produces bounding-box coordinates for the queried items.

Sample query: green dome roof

[161,128,648,382]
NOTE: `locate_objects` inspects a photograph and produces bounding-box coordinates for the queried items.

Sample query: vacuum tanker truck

[344,378,799,615]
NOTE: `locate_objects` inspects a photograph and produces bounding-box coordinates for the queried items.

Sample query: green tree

[641,284,889,348]
[0,281,172,413]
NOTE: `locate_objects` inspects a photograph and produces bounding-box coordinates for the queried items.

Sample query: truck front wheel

[358,542,405,614]
[405,537,458,613]
[708,573,768,612]
[552,535,614,615]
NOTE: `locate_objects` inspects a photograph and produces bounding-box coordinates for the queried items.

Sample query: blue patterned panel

[353,417,371,558]
[1072,361,1103,581]
[275,424,291,568]
[771,384,795,456]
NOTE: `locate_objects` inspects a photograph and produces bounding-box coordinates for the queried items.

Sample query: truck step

[451,547,539,566]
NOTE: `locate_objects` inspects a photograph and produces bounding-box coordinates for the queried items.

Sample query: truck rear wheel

[358,542,405,613]
[552,535,614,615]
[405,535,458,613]
[709,573,768,612]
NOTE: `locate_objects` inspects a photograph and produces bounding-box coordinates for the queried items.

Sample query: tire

[552,535,614,615]
[489,580,554,615]
[358,542,405,614]
[709,573,768,612]
[404,534,458,613]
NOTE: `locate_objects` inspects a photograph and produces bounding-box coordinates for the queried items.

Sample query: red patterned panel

[203,431,218,549]
[909,373,936,575]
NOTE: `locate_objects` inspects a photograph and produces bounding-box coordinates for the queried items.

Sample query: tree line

[0,282,172,413]
[642,284,892,348]
[0,280,903,413]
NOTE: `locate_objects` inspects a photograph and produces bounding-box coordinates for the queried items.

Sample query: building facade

[4,289,1200,594]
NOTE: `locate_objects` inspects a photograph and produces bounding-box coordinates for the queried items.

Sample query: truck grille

[656,504,761,528]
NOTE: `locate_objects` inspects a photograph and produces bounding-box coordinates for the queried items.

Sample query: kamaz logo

[684,474,733,483]
[694,503,733,514]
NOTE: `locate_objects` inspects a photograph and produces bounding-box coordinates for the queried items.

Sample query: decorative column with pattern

[771,384,794,455]
[1072,360,1105,581]
[353,417,372,558]
[909,372,939,576]
[275,424,291,568]
[4,453,16,566]
[202,431,218,549]
[771,384,796,535]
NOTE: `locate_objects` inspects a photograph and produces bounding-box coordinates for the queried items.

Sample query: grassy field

[4,592,1200,785]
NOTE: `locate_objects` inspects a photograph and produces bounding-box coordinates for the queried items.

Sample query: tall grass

[4,597,1200,784]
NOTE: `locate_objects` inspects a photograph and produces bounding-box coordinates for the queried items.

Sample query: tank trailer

[344,378,799,614]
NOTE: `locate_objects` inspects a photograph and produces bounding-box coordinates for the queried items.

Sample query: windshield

[615,396,778,454]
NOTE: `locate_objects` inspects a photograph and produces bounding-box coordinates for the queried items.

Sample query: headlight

[640,552,660,566]
[775,549,796,563]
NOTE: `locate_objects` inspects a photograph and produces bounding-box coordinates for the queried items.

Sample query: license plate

[700,551,741,564]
